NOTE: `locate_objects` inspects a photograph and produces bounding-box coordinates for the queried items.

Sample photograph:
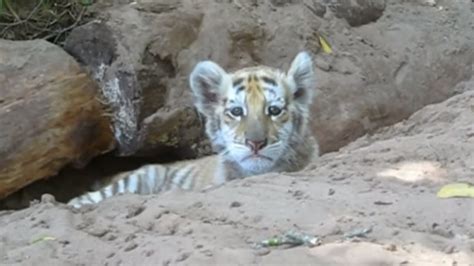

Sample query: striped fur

[68,156,220,208]
[68,51,319,208]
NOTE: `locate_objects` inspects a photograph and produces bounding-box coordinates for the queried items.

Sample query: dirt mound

[1,81,472,265]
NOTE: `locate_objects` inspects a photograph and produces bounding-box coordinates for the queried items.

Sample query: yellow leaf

[318,35,333,54]
[437,182,474,198]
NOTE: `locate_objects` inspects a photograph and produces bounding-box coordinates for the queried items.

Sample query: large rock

[64,4,207,157]
[64,0,473,158]
[0,39,115,199]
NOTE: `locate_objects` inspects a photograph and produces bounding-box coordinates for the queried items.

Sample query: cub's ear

[189,61,228,114]
[287,51,316,106]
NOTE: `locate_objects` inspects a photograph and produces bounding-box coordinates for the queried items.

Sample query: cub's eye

[230,107,244,117]
[268,106,282,116]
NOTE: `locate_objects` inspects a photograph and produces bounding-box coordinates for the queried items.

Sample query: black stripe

[164,168,178,192]
[178,167,194,188]
[262,76,277,86]
[155,166,169,193]
[236,85,245,93]
[137,172,143,194]
[233,78,244,87]
[124,175,130,193]
[112,181,118,195]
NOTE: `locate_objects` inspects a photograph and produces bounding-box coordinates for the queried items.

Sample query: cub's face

[190,52,316,174]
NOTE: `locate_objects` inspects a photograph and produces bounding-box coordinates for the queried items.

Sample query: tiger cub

[68,51,319,208]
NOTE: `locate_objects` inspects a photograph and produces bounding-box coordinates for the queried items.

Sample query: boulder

[0,39,115,199]
[64,5,208,157]
[64,0,473,158]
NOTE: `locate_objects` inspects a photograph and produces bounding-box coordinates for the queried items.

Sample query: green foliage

[0,0,7,17]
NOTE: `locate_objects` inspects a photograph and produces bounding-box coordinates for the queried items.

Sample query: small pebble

[105,234,117,241]
[293,190,304,198]
[88,228,109,237]
[175,252,191,262]
[41,194,56,204]
[328,188,335,195]
[230,201,242,208]
[201,249,213,257]
[124,242,138,252]
[183,228,193,235]
[254,248,271,256]
[443,245,455,254]
[125,234,137,242]
[374,200,393,205]
[126,205,145,218]
[384,243,397,252]
[59,240,70,246]
[315,58,331,72]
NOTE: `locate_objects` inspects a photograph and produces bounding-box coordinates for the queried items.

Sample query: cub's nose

[245,138,268,152]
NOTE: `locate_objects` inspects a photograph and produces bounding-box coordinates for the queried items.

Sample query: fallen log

[0,39,115,199]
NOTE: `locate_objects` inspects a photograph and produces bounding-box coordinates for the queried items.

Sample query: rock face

[0,40,115,199]
[64,4,208,158]
[64,0,473,158]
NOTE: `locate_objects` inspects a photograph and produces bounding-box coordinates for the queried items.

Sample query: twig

[0,0,44,34]
[4,0,20,22]
[43,6,85,43]
[0,0,88,45]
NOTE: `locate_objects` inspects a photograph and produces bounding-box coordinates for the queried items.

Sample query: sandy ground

[0,80,473,265]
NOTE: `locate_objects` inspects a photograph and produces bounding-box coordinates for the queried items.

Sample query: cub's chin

[238,155,276,174]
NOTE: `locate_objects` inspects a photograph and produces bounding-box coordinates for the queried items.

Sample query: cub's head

[189,51,316,174]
